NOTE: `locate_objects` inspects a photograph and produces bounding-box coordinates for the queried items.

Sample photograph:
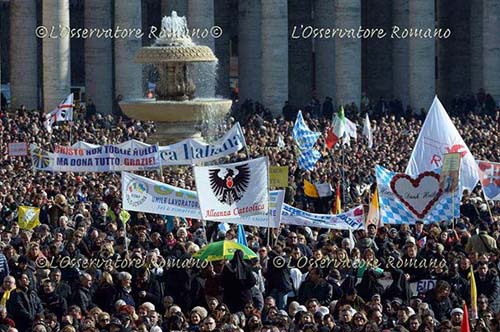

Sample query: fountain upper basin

[119,98,232,122]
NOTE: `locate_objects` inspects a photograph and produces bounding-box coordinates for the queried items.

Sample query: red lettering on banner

[430,154,442,167]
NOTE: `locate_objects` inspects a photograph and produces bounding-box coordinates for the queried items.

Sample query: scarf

[1,288,13,306]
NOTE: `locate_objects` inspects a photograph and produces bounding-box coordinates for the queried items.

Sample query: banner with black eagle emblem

[193,157,269,220]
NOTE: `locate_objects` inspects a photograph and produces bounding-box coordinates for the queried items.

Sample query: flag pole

[480,182,495,222]
[266,156,272,247]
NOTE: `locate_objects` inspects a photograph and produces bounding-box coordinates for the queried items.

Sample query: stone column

[392,0,409,109]
[188,0,215,97]
[261,0,288,116]
[470,0,483,93]
[162,0,187,17]
[408,0,435,114]
[214,0,231,98]
[115,0,143,100]
[334,0,361,108]
[238,0,261,103]
[10,0,38,109]
[85,0,113,114]
[288,0,313,107]
[42,0,71,111]
[482,0,500,102]
[314,0,335,103]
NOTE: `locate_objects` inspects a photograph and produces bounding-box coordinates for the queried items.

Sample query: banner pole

[452,191,455,229]
[480,182,495,222]
[266,157,271,247]
[157,142,163,180]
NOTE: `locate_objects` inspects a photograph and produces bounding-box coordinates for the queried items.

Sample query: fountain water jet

[119,11,232,144]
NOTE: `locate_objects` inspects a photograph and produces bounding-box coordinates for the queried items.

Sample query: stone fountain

[119,11,232,144]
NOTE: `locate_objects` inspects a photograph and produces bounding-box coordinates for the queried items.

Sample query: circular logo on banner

[125,180,148,207]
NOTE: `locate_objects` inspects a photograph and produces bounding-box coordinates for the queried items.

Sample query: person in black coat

[222,250,256,313]
[298,268,334,306]
[384,269,411,304]
[264,249,292,310]
[40,280,68,320]
[115,271,135,307]
[132,267,162,308]
[356,269,385,302]
[6,273,43,332]
[71,273,95,315]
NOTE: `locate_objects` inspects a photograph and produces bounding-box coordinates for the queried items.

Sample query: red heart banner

[390,171,443,219]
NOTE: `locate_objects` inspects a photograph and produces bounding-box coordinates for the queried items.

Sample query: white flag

[194,157,269,220]
[406,96,479,191]
[363,113,373,148]
[53,93,74,121]
[342,118,357,146]
[277,134,285,149]
[43,93,74,133]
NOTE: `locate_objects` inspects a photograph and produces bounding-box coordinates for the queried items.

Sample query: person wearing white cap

[450,307,464,327]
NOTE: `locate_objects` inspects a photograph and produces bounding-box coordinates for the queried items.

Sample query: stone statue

[157,11,192,46]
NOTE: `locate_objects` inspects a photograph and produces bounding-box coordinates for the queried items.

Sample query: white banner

[31,141,161,172]
[281,204,365,230]
[194,157,269,220]
[159,123,247,165]
[122,172,283,227]
[409,279,436,296]
[315,183,333,197]
[8,142,28,156]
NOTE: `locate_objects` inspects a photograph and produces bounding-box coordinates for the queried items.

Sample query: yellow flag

[304,180,319,198]
[470,265,478,319]
[366,189,380,229]
[18,206,40,230]
[334,182,342,214]
[119,209,131,224]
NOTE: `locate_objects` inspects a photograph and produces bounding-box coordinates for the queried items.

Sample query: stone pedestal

[261,0,288,116]
[85,0,113,114]
[408,0,435,114]
[10,0,38,109]
[115,0,143,100]
[238,0,262,103]
[314,0,335,103]
[42,0,71,111]
[334,0,361,108]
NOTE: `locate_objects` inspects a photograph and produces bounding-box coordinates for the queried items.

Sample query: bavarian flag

[18,206,41,230]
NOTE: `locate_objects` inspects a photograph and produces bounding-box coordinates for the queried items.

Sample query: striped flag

[470,266,478,319]
[333,182,342,214]
[366,188,380,229]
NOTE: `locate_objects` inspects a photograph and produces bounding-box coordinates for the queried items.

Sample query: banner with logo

[159,123,246,165]
[270,166,288,188]
[8,142,28,156]
[30,141,160,172]
[281,204,364,230]
[409,279,436,296]
[194,157,269,220]
[122,172,284,227]
[478,160,500,200]
[376,165,460,224]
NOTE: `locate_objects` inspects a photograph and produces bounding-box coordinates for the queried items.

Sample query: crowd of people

[0,90,498,332]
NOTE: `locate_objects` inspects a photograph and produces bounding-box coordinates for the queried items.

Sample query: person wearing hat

[450,308,463,327]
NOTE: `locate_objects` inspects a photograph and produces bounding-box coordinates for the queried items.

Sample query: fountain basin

[120,98,231,122]
[136,46,217,63]
[120,98,232,144]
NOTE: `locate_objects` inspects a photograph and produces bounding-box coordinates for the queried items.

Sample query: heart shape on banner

[390,172,443,219]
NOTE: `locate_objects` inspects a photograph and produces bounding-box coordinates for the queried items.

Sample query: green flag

[119,209,131,224]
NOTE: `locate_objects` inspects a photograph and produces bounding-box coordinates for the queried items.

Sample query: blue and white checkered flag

[298,149,321,171]
[376,165,460,225]
[293,111,321,150]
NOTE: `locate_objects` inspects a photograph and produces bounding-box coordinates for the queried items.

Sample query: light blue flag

[293,111,321,150]
[237,224,248,246]
[298,149,321,171]
[376,165,461,224]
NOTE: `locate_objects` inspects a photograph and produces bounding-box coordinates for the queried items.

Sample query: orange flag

[461,302,470,332]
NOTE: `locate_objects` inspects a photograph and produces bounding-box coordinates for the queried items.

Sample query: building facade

[0,0,499,116]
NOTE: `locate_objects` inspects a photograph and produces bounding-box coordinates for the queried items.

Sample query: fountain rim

[135,45,218,63]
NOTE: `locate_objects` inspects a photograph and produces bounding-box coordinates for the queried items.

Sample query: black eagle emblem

[209,164,250,204]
